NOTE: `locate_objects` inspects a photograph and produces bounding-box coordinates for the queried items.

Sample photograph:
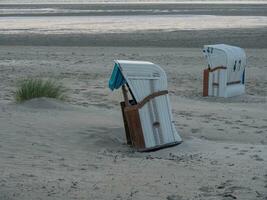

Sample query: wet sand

[1,28,267,48]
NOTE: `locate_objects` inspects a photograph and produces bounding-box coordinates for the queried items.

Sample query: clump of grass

[15,79,66,102]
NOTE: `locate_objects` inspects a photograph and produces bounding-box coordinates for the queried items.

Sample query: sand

[0,45,266,200]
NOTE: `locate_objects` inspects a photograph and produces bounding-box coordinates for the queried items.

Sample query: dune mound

[20,97,72,110]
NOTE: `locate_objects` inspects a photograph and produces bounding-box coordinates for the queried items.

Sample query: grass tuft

[15,79,66,102]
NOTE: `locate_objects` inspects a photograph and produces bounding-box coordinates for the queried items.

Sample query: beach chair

[202,44,246,97]
[109,60,182,151]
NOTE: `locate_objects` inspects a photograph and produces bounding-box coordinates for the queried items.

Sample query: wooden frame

[203,66,242,97]
[120,84,173,151]
[203,68,209,97]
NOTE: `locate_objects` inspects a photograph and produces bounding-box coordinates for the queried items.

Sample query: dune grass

[15,79,66,102]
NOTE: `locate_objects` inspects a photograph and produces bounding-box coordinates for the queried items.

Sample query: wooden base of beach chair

[203,68,209,97]
[120,100,146,150]
[120,88,180,152]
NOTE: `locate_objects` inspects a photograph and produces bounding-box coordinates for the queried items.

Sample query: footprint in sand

[191,128,200,133]
[250,154,264,161]
[255,130,263,134]
[166,194,183,200]
[199,186,214,193]
[232,127,240,129]
[221,185,250,200]
[264,174,267,188]
[232,147,238,151]
[251,176,260,180]
[236,149,249,155]
[176,123,188,128]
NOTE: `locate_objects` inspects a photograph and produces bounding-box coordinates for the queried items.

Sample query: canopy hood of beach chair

[202,44,246,71]
[108,62,126,91]
[108,60,168,102]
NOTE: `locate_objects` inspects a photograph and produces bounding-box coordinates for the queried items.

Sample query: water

[0,1,266,35]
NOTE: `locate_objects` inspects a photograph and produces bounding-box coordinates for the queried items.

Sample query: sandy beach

[0,2,267,200]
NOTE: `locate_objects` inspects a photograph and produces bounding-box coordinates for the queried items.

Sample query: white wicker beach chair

[202,44,246,97]
[109,60,182,151]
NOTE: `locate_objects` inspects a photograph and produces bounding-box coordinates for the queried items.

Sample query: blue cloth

[242,69,245,84]
[108,63,126,90]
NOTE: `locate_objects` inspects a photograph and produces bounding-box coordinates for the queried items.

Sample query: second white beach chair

[202,44,247,97]
[109,60,182,151]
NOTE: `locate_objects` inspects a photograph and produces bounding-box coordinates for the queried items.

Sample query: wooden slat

[120,102,132,145]
[227,81,241,85]
[121,90,170,150]
[203,68,209,97]
[122,85,130,107]
[125,90,168,112]
[138,90,168,108]
[213,80,241,86]
[209,66,227,72]
[137,141,181,152]
[124,108,145,149]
